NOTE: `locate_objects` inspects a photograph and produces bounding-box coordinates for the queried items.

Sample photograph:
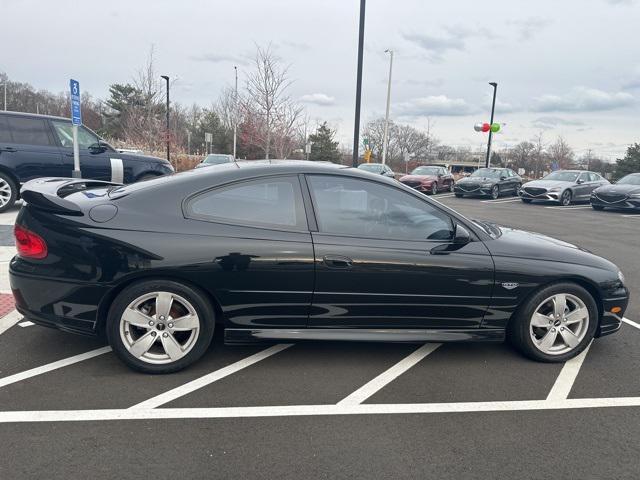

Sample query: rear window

[6,116,52,146]
[185,176,307,231]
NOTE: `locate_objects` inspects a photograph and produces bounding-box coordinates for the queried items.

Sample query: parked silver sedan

[520,170,610,206]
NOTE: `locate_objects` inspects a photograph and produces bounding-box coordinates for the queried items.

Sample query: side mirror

[88,143,107,154]
[500,176,507,181]
[453,224,471,244]
[576,179,584,184]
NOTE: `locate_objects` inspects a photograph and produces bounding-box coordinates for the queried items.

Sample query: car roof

[0,110,69,122]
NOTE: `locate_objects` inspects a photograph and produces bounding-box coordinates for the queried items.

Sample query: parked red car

[399,165,454,195]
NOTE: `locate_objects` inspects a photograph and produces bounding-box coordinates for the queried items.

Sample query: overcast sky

[2,0,639,159]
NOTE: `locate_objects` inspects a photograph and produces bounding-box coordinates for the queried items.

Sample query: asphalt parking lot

[0,195,639,479]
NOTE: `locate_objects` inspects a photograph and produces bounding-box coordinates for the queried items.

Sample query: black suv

[0,111,174,211]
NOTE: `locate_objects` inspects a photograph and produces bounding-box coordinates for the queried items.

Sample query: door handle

[322,255,353,269]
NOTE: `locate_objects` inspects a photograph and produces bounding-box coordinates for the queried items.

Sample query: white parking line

[130,343,293,409]
[546,341,592,401]
[338,343,441,406]
[545,205,592,210]
[2,396,640,423]
[436,194,455,199]
[622,317,640,330]
[481,198,521,204]
[622,214,640,218]
[0,310,22,336]
[0,346,112,389]
[18,321,34,328]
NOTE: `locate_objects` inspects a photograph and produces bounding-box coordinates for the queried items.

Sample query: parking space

[0,195,638,478]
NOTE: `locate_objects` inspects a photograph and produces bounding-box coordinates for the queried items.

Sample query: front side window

[308,175,454,241]
[6,116,52,146]
[186,176,307,230]
[51,121,98,149]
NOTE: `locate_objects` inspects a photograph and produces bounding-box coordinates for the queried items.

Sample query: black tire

[449,182,454,192]
[0,172,18,213]
[521,198,532,204]
[490,185,500,199]
[591,204,605,211]
[560,190,572,206]
[514,184,522,197]
[106,279,215,373]
[507,282,598,363]
[454,193,463,198]
[430,183,438,195]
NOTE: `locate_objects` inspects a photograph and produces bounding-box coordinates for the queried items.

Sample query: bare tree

[548,136,574,170]
[244,44,302,159]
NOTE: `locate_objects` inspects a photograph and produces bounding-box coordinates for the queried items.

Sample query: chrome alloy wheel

[0,178,12,208]
[119,291,201,364]
[530,293,589,355]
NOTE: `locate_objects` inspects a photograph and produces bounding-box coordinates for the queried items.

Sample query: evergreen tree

[309,122,340,162]
[613,143,640,180]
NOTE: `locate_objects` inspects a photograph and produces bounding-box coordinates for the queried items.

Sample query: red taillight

[14,225,48,259]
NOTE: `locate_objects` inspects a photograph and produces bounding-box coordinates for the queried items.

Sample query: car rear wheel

[514,184,522,196]
[560,190,572,206]
[430,183,437,195]
[107,280,215,373]
[448,182,454,192]
[0,173,18,213]
[508,282,597,362]
[490,185,500,199]
[592,205,605,211]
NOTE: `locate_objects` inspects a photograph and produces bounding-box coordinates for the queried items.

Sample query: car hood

[523,179,574,189]
[458,176,497,184]
[399,174,437,182]
[594,183,640,195]
[483,224,617,271]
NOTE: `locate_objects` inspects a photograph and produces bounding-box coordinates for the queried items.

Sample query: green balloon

[490,123,501,133]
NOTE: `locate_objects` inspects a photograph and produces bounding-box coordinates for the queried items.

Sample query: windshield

[358,164,383,172]
[617,174,640,185]
[471,168,501,178]
[411,166,440,175]
[203,154,233,165]
[543,171,579,182]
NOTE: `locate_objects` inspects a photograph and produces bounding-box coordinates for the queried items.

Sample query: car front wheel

[508,282,597,362]
[430,183,437,195]
[107,280,215,373]
[490,185,500,199]
[560,190,572,206]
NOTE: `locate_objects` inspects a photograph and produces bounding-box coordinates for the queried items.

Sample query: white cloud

[532,116,586,130]
[299,93,336,106]
[190,53,248,65]
[531,87,635,112]
[508,17,553,41]
[395,95,477,117]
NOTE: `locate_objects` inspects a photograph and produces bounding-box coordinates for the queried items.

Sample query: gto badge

[502,282,519,290]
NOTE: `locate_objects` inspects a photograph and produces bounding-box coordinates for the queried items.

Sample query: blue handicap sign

[69,79,82,126]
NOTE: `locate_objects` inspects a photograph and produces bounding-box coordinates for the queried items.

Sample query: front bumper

[590,194,640,210]
[454,184,493,196]
[519,189,561,201]
[401,181,433,193]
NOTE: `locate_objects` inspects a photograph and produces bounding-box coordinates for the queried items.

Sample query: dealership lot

[0,196,639,479]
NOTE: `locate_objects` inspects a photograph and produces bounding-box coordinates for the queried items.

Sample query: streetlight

[381,49,394,165]
[233,66,238,159]
[485,82,498,168]
[1,82,6,111]
[160,75,170,164]
[352,0,366,167]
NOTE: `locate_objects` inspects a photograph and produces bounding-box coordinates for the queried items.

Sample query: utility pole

[233,66,238,159]
[2,82,6,111]
[352,0,366,167]
[161,75,170,164]
[485,82,498,168]
[381,49,394,165]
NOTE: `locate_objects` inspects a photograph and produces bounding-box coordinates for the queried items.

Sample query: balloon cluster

[474,122,501,133]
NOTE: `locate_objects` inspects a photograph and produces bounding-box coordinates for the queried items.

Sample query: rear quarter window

[6,116,52,146]
[0,117,11,143]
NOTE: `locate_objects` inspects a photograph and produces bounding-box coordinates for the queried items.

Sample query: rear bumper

[10,263,111,336]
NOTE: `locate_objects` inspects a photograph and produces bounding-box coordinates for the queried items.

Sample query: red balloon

[481,123,491,132]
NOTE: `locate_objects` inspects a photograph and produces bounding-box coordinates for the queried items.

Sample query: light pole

[352,0,366,167]
[2,82,6,111]
[485,82,498,168]
[233,66,238,159]
[160,75,170,164]
[381,49,394,165]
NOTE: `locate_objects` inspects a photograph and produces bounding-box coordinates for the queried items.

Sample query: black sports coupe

[10,161,628,373]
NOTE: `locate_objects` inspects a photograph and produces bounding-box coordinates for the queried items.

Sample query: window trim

[303,173,458,243]
[182,174,309,233]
